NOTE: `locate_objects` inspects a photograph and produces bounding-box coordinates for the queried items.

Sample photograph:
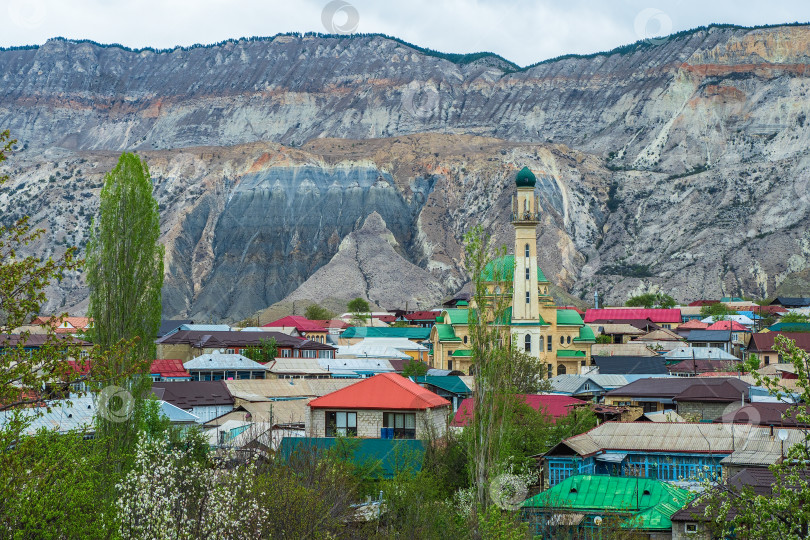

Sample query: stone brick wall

[306,406,450,439]
[677,401,742,421]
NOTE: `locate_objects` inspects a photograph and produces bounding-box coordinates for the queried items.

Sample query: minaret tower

[511,167,541,323]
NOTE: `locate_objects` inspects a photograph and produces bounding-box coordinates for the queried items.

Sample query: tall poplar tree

[86,153,163,437]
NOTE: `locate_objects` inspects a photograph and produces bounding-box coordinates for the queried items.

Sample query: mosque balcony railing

[511,211,541,223]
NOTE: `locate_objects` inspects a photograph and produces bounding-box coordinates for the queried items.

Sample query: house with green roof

[521,475,694,539]
[429,168,594,376]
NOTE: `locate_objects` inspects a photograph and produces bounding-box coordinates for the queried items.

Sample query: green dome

[515,166,536,187]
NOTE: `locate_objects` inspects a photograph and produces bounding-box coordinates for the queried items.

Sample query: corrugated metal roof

[225,379,357,400]
[309,373,450,410]
[268,358,330,374]
[664,346,738,360]
[319,357,396,375]
[585,308,682,324]
[184,354,268,371]
[555,422,806,466]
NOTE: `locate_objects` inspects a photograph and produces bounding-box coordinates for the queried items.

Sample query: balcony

[511,211,541,223]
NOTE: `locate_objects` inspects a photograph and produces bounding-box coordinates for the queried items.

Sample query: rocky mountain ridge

[2,24,810,320]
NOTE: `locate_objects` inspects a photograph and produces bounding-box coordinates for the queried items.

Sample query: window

[384,412,416,439]
[685,523,699,534]
[566,336,571,344]
[560,336,564,345]
[547,364,553,377]
[525,268,530,280]
[642,402,658,413]
[463,335,468,344]
[662,324,671,329]
[326,411,357,437]
[524,334,531,353]
[547,335,552,352]
[764,355,770,365]
[281,349,292,358]
[558,364,567,375]
[448,360,453,371]
[525,243,530,257]
[525,291,530,304]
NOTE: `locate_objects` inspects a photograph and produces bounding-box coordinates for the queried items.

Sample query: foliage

[242,338,278,363]
[698,335,810,538]
[377,471,467,538]
[595,333,613,344]
[700,302,737,319]
[86,152,164,452]
[401,359,429,377]
[304,303,335,321]
[347,297,370,323]
[0,418,118,538]
[779,312,810,324]
[625,292,675,309]
[509,349,553,394]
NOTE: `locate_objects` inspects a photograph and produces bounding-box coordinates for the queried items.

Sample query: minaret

[511,167,540,322]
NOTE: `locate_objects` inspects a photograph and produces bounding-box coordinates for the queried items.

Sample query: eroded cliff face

[2,25,810,319]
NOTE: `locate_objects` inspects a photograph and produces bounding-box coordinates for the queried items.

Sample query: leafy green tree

[700,302,736,320]
[347,297,370,324]
[779,312,810,324]
[243,338,278,363]
[304,303,335,321]
[625,292,675,308]
[698,335,810,538]
[85,152,164,458]
[595,333,613,344]
[402,359,429,377]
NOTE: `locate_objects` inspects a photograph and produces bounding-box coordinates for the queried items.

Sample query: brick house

[306,373,450,440]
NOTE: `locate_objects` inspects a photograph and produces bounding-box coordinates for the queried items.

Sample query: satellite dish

[593,516,603,526]
[778,429,789,441]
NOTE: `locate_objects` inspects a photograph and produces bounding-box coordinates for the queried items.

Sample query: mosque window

[525,292,530,304]
[547,335,552,351]
[560,336,564,345]
[525,243,530,257]
[558,364,567,375]
[567,336,571,344]
[525,268,530,280]
[524,334,531,353]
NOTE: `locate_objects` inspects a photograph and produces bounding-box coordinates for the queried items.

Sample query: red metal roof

[558,306,585,316]
[404,310,440,321]
[706,320,748,331]
[678,319,709,330]
[151,358,190,378]
[372,315,396,323]
[308,373,450,410]
[312,319,350,329]
[451,394,587,427]
[688,300,719,307]
[263,315,327,333]
[67,359,92,376]
[584,308,682,324]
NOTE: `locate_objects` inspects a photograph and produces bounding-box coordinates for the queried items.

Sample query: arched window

[558,364,567,375]
[524,334,531,353]
[525,291,530,304]
[567,336,571,344]
[547,335,552,351]
[524,243,530,257]
[560,335,565,345]
[525,268,530,280]
[463,335,468,344]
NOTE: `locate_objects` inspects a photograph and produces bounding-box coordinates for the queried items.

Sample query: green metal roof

[456,300,469,306]
[450,349,472,357]
[522,475,693,531]
[413,375,471,395]
[574,325,596,342]
[434,324,461,342]
[278,437,424,479]
[340,327,431,340]
[481,255,548,283]
[443,308,469,325]
[515,166,537,188]
[435,315,444,323]
[557,350,587,358]
[768,322,810,332]
[557,309,584,326]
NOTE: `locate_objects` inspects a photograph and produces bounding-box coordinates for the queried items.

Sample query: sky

[2,0,809,67]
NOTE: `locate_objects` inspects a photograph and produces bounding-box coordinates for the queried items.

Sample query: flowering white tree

[116,437,268,539]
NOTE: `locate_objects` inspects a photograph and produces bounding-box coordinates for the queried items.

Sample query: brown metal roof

[604,377,751,399]
[156,330,335,350]
[152,381,234,408]
[748,331,810,353]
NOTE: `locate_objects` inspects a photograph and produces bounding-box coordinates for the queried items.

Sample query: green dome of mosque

[515,166,536,187]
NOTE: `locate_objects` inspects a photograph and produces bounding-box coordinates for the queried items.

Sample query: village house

[152,380,235,424]
[522,475,694,540]
[686,329,733,354]
[542,421,806,487]
[584,308,683,330]
[150,358,192,382]
[155,330,336,362]
[338,326,431,346]
[430,167,595,376]
[262,315,329,344]
[184,353,269,381]
[747,331,810,366]
[306,372,450,439]
[602,377,750,418]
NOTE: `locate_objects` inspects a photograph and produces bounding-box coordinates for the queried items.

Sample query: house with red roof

[584,308,682,330]
[747,331,810,367]
[263,316,328,344]
[675,319,709,338]
[451,394,587,427]
[150,359,191,382]
[306,372,450,439]
[402,310,442,328]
